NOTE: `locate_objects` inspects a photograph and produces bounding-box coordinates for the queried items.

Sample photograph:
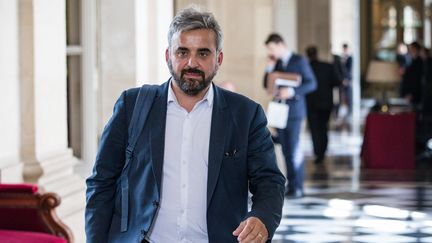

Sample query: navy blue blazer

[86,81,286,243]
[264,54,317,120]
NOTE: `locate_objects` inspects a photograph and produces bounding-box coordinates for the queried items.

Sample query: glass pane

[380,27,398,49]
[370,0,424,61]
[404,27,418,43]
[401,0,423,27]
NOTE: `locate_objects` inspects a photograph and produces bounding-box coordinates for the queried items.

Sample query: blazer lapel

[207,85,228,208]
[150,82,169,196]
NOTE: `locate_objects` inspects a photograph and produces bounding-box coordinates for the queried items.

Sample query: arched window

[370,0,424,61]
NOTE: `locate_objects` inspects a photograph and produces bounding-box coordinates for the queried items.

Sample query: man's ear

[165,48,169,63]
[217,51,223,65]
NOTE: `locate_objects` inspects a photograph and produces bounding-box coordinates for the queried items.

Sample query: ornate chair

[0,184,74,243]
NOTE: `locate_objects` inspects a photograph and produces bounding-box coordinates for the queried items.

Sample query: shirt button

[182,184,186,188]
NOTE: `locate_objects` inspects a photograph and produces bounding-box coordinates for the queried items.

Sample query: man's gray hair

[168,6,223,52]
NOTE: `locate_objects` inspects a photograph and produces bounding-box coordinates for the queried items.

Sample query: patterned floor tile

[274,130,432,243]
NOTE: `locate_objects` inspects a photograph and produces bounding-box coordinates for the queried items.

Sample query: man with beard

[85,6,285,243]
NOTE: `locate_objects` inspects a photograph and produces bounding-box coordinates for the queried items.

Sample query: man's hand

[265,56,277,72]
[277,87,295,100]
[232,217,268,243]
[267,55,277,67]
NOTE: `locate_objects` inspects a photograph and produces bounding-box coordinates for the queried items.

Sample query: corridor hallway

[273,131,432,243]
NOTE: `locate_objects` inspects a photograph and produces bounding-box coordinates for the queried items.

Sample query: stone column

[99,0,172,129]
[79,0,98,173]
[273,0,298,52]
[297,0,332,60]
[0,0,22,182]
[137,0,173,86]
[18,0,85,218]
[352,0,361,137]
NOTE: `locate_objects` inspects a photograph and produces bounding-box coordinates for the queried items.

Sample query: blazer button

[152,200,159,207]
[141,229,147,236]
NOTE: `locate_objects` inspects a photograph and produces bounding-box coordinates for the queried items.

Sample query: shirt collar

[167,79,214,107]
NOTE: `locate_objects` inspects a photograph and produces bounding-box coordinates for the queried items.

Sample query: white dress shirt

[148,82,213,243]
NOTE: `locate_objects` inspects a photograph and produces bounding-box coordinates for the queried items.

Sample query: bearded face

[166,29,223,97]
[167,58,218,96]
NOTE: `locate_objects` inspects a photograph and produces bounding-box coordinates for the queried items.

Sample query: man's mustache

[181,68,205,77]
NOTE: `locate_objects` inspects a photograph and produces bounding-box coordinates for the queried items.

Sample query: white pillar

[19,0,71,181]
[99,0,172,128]
[331,0,355,54]
[80,0,98,171]
[273,0,298,52]
[296,0,332,59]
[136,0,173,86]
[99,0,138,127]
[18,0,85,219]
[0,0,22,182]
[352,0,361,137]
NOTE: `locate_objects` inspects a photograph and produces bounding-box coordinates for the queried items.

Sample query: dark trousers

[307,109,331,161]
[277,119,303,193]
[341,84,352,114]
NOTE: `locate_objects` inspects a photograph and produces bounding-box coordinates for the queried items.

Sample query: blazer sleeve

[293,56,317,97]
[245,104,286,241]
[85,91,130,243]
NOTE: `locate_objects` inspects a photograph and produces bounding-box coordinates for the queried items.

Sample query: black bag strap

[120,84,158,232]
[126,85,158,155]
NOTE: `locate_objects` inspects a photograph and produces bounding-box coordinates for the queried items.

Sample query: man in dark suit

[401,41,423,106]
[341,43,353,107]
[305,46,341,164]
[263,33,317,197]
[86,7,285,243]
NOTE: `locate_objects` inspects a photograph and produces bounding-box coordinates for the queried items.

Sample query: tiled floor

[74,125,432,243]
[274,130,432,243]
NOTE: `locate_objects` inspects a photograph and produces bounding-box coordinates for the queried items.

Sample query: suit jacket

[343,55,353,81]
[306,60,341,111]
[401,56,423,105]
[332,54,345,83]
[85,81,286,243]
[264,53,317,120]
[423,58,432,114]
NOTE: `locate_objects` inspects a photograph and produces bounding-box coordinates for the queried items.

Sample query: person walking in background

[421,46,432,115]
[400,41,423,107]
[396,42,410,76]
[305,46,341,165]
[86,7,285,243]
[336,43,353,131]
[263,33,316,198]
[332,53,345,85]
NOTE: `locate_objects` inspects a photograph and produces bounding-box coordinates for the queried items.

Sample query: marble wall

[0,0,21,182]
